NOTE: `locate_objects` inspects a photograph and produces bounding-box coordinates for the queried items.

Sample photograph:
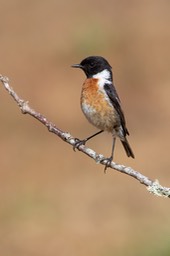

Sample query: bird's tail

[121,137,135,158]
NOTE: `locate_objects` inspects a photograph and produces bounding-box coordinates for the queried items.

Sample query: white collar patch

[93,69,112,88]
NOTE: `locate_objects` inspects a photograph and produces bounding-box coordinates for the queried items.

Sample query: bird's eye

[89,62,95,68]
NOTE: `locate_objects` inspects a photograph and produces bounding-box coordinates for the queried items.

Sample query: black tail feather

[121,138,135,158]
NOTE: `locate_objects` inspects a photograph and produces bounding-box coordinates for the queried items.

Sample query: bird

[72,56,134,170]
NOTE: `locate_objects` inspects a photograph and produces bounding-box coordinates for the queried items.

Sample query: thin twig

[0,75,170,198]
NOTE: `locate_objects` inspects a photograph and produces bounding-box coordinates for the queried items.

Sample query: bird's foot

[73,138,87,151]
[100,156,113,173]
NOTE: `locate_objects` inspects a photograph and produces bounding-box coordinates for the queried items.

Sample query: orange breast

[80,78,119,132]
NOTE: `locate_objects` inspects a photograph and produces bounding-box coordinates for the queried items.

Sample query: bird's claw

[100,157,113,173]
[73,138,86,151]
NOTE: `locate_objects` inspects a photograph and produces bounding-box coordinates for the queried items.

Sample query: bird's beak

[71,64,83,69]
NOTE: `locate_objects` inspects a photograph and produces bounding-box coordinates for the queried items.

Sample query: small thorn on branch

[0,75,9,83]
[19,100,29,113]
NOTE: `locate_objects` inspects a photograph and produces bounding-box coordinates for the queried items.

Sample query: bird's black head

[72,56,112,78]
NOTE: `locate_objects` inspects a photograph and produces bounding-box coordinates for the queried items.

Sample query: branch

[0,75,170,198]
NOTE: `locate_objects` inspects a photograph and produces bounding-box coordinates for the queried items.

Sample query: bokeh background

[0,1,170,255]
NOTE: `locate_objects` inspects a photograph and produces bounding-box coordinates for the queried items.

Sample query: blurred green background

[0,0,170,255]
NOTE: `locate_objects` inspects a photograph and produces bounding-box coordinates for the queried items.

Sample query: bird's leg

[73,130,104,151]
[101,137,116,172]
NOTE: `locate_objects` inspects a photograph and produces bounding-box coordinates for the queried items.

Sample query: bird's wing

[104,83,129,136]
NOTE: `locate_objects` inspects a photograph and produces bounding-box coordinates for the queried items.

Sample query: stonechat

[72,56,134,170]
